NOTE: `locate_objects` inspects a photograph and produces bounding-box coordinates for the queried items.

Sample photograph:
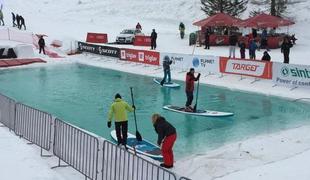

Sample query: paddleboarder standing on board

[152,113,176,169]
[108,93,135,149]
[185,68,200,112]
[160,56,173,86]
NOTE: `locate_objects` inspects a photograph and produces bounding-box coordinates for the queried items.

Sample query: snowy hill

[2,1,310,180]
[3,0,310,65]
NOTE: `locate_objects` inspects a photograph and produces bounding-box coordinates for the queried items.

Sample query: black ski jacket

[153,117,176,145]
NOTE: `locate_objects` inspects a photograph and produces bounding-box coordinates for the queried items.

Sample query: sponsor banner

[77,41,120,58]
[133,36,151,46]
[160,53,220,74]
[191,55,220,74]
[219,57,272,79]
[86,33,108,43]
[273,62,310,89]
[160,52,191,70]
[120,48,160,65]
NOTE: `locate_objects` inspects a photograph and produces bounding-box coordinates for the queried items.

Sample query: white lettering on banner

[145,55,157,62]
[98,47,117,55]
[126,52,137,60]
[272,62,310,89]
[120,50,126,59]
[79,43,96,52]
[138,52,144,62]
[226,59,265,76]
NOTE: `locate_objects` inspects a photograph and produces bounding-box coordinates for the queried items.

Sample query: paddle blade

[193,104,197,113]
[136,131,142,141]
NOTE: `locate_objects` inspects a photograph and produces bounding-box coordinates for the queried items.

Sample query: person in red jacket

[152,113,176,169]
[185,68,200,112]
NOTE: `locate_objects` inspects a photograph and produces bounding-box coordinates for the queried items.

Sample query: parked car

[116,29,144,44]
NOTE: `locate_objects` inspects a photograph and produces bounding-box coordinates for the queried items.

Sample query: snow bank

[14,44,34,58]
[0,125,83,180]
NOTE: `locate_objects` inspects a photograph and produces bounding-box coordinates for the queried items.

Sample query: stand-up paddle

[130,87,142,141]
[193,78,200,112]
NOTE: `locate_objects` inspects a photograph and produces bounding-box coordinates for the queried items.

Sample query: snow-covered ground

[0,125,84,180]
[1,0,310,180]
[2,0,310,65]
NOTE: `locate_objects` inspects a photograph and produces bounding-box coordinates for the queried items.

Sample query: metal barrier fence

[0,93,191,180]
[53,118,99,180]
[179,177,191,180]
[0,93,16,130]
[15,103,53,154]
[102,140,177,180]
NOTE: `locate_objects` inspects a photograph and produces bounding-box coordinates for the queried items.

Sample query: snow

[1,0,310,180]
[0,125,84,180]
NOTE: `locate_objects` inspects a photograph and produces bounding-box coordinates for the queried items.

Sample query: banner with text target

[219,57,273,79]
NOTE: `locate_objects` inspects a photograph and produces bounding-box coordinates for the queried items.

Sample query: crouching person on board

[152,113,177,169]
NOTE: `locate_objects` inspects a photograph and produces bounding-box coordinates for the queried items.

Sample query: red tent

[238,13,294,28]
[193,13,241,27]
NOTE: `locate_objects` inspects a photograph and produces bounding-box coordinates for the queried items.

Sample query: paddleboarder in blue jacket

[160,56,173,86]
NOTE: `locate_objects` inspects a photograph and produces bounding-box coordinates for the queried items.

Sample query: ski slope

[1,0,310,180]
[2,0,310,65]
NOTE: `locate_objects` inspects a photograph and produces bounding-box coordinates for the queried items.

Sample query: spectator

[269,28,276,36]
[238,39,246,59]
[260,28,269,51]
[136,22,142,31]
[20,16,26,30]
[12,12,17,27]
[261,51,271,61]
[290,34,297,44]
[179,22,185,39]
[38,36,46,55]
[204,28,210,49]
[228,33,238,58]
[151,29,157,50]
[249,39,258,60]
[16,14,21,29]
[281,36,293,64]
[224,28,228,35]
[252,28,257,39]
[0,9,4,26]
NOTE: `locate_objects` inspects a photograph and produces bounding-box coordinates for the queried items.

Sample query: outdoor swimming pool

[1,63,310,158]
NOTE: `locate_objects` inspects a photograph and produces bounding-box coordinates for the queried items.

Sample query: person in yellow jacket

[108,93,135,148]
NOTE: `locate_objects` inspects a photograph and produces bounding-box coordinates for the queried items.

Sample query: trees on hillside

[251,0,288,17]
[271,0,288,17]
[201,0,249,17]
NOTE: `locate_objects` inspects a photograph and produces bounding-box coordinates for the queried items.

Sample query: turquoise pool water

[1,63,310,157]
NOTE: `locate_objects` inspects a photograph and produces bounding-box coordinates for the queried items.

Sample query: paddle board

[153,78,180,88]
[110,130,162,159]
[163,105,234,117]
